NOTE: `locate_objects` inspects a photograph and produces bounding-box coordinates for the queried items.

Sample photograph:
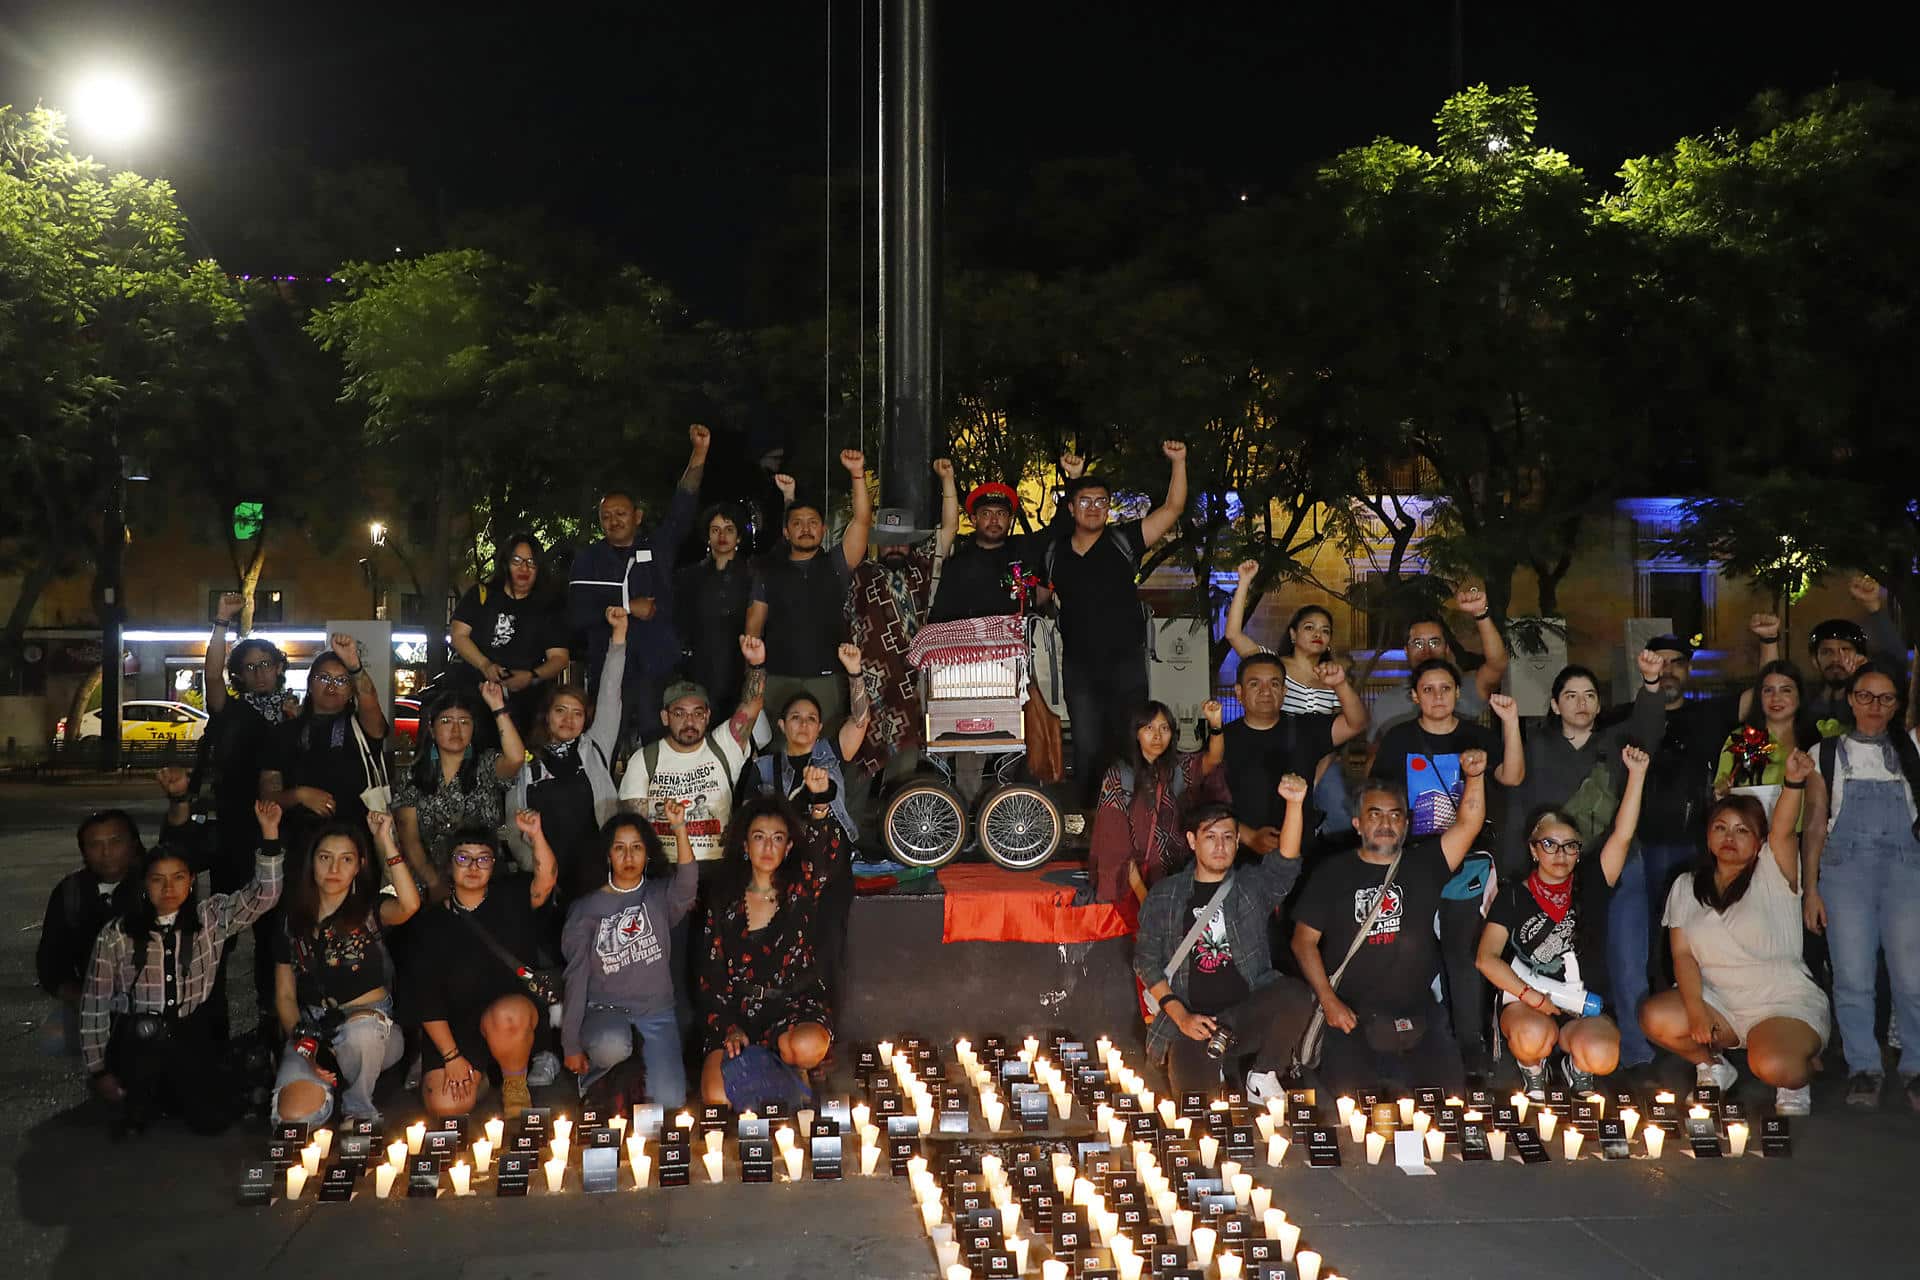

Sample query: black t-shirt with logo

[452,586,566,673]
[1046,521,1149,664]
[1292,838,1451,1017]
[1486,856,1614,1003]
[1222,714,1335,835]
[1369,720,1502,839]
[1182,879,1252,1016]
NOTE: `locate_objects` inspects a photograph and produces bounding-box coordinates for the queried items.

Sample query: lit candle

[1728,1122,1749,1158]
[1488,1129,1507,1162]
[1425,1129,1446,1163]
[1097,1102,1115,1135]
[877,1039,894,1061]
[1585,1092,1606,1116]
[285,1165,308,1200]
[1263,1207,1288,1240]
[631,1154,652,1188]
[1098,1209,1120,1245]
[552,1115,574,1145]
[675,1110,695,1131]
[1365,1131,1386,1165]
[610,1114,628,1141]
[1220,1159,1242,1184]
[1655,1090,1677,1105]
[374,1162,398,1198]
[1139,1088,1156,1113]
[1072,1176,1094,1207]
[982,1099,1004,1132]
[1464,1109,1483,1124]
[860,1123,880,1149]
[1218,1254,1244,1280]
[1537,1110,1558,1141]
[921,1199,944,1233]
[776,1125,796,1153]
[312,1127,334,1159]
[1346,1111,1366,1143]
[1107,1115,1127,1146]
[1298,1249,1324,1280]
[1043,1262,1070,1280]
[853,1102,872,1132]
[1510,1092,1531,1122]
[1096,1034,1112,1059]
[1230,1172,1253,1209]
[784,1147,804,1180]
[1278,1220,1303,1261]
[1117,1254,1144,1280]
[473,1137,493,1174]
[1268,1134,1290,1167]
[1412,1111,1432,1136]
[946,1263,971,1280]
[449,1161,471,1196]
[387,1140,408,1171]
[1009,1236,1030,1273]
[300,1144,321,1178]
[406,1120,427,1154]
[936,1240,961,1273]
[1174,1116,1193,1139]
[544,1158,566,1192]
[1000,1202,1021,1238]
[1251,1184,1272,1217]
[1054,1089,1074,1119]
[1172,1208,1194,1245]
[1023,1035,1040,1059]
[1193,1225,1218,1268]
[930,1223,954,1250]
[1053,1164,1075,1196]
[1156,1189,1179,1223]
[908,1154,930,1180]
[1198,1135,1219,1168]
[485,1116,505,1149]
[550,1137,570,1165]
[860,1144,881,1176]
[1335,1095,1356,1126]
[702,1150,723,1184]
[1644,1125,1665,1158]
[1563,1129,1583,1160]
[1397,1097,1415,1126]
[1621,1107,1641,1140]
[1688,1104,1711,1124]
[1256,1113,1275,1142]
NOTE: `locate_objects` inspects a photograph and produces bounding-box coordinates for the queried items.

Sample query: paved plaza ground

[2,779,1914,1279]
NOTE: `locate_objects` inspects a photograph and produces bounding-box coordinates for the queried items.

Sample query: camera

[1203,1022,1238,1060]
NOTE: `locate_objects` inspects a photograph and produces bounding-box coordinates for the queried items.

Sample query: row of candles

[1324,1088,1746,1163]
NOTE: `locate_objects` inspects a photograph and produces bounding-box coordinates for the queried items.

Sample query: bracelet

[346,665,364,677]
[1784,779,1806,790]
[385,854,405,866]
[494,707,512,718]
[1469,610,1490,622]
[442,1049,464,1063]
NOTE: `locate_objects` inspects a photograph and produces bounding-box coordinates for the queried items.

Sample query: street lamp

[69,68,154,147]
[99,449,149,770]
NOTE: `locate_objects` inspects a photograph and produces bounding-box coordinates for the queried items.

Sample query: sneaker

[1244,1070,1285,1108]
[527,1050,561,1088]
[1774,1085,1812,1116]
[1696,1056,1739,1093]
[1845,1072,1884,1110]
[1560,1055,1596,1096]
[1515,1058,1551,1100]
[502,1072,533,1118]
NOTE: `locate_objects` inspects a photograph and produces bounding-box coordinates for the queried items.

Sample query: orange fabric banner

[938,861,1138,945]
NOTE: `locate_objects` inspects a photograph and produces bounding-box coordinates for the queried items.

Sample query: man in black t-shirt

[1219,651,1361,854]
[1041,442,1188,803]
[1291,752,1489,1094]
[928,482,1066,623]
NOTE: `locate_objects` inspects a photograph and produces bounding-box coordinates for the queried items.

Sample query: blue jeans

[579,1005,687,1109]
[1821,778,1920,1078]
[1610,841,1692,1067]
[273,997,403,1125]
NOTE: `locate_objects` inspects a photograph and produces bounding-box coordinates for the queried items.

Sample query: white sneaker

[1244,1070,1285,1108]
[1774,1085,1812,1116]
[1696,1056,1739,1093]
[527,1050,561,1088]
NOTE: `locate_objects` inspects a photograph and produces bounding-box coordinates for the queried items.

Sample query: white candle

[853,1102,872,1132]
[783,1146,804,1180]
[1537,1110,1558,1141]
[387,1139,408,1171]
[1728,1122,1749,1157]
[1157,1098,1177,1127]
[1107,1115,1127,1146]
[1193,1225,1218,1268]
[285,1165,308,1200]
[1278,1220,1303,1261]
[797,1108,815,1137]
[1230,1171,1253,1208]
[1347,1111,1366,1143]
[1054,1089,1074,1119]
[946,1262,972,1280]
[1023,1035,1040,1059]
[1156,1189,1179,1223]
[1096,1102,1115,1135]
[1009,1236,1030,1274]
[1397,1097,1415,1126]
[1053,1164,1076,1196]
[921,1199,944,1233]
[908,1153,930,1180]
[472,1138,493,1174]
[299,1144,320,1178]
[375,1162,397,1198]
[776,1125,796,1153]
[406,1120,426,1154]
[1174,1116,1193,1139]
[930,1223,954,1250]
[1043,1262,1069,1280]
[1117,1254,1144,1280]
[702,1150,723,1183]
[1072,1176,1095,1207]
[544,1158,566,1192]
[552,1116,573,1145]
[1510,1092,1530,1122]
[1488,1129,1507,1162]
[935,1240,961,1273]
[1298,1249,1324,1280]
[1263,1207,1288,1239]
[982,1099,1004,1132]
[484,1116,504,1149]
[1426,1129,1446,1162]
[877,1039,894,1061]
[860,1144,881,1176]
[1335,1095,1355,1125]
[1256,1113,1275,1142]
[675,1110,695,1131]
[1655,1090,1677,1105]
[610,1114,628,1141]
[1000,1202,1021,1237]
[1198,1135,1219,1168]
[1218,1254,1244,1280]
[449,1161,471,1196]
[1564,1129,1583,1160]
[1251,1184,1272,1217]
[311,1127,333,1159]
[1268,1131,1292,1168]
[631,1154,652,1188]
[1585,1092,1606,1115]
[1621,1107,1641,1140]
[1365,1131,1386,1164]
[1644,1125,1665,1158]
[1172,1207,1194,1245]
[1412,1111,1432,1136]
[703,1129,723,1156]
[550,1137,570,1165]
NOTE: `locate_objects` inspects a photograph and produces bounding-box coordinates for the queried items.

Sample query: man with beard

[927,464,1072,623]
[568,424,711,744]
[1291,753,1488,1094]
[1804,575,1907,725]
[845,460,959,782]
[746,448,873,742]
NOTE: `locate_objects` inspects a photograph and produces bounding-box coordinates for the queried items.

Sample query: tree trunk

[238,528,268,634]
[0,558,59,684]
[423,436,458,676]
[65,665,102,747]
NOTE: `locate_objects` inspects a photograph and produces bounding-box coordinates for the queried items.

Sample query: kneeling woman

[698,776,851,1105]
[1478,746,1650,1097]
[272,812,421,1127]
[561,805,697,1109]
[81,801,286,1135]
[1641,749,1828,1115]
[409,813,560,1119]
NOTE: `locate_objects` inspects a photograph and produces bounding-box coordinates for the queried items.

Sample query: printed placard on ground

[238,1161,273,1207]
[1513,1130,1550,1164]
[1307,1127,1342,1167]
[407,1155,440,1197]
[581,1147,619,1193]
[1760,1117,1792,1158]
[495,1152,534,1196]
[1572,1101,1601,1134]
[1686,1114,1722,1158]
[319,1163,356,1202]
[1461,1122,1492,1161]
[809,1132,843,1179]
[1599,1118,1630,1160]
[737,1113,771,1142]
[632,1103,664,1138]
[740,1137,774,1183]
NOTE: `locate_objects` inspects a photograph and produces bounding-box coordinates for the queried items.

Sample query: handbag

[1293,847,1405,1071]
[1023,680,1064,785]
[453,904,564,1026]
[351,715,392,815]
[1142,874,1236,1020]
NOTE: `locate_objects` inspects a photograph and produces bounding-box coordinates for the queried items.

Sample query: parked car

[56,700,209,743]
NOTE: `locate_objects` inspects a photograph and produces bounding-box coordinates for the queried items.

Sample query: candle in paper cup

[936,1240,961,1273]
[1139,1088,1156,1113]
[1488,1129,1507,1162]
[1220,1159,1242,1184]
[473,1137,493,1173]
[1156,1189,1179,1223]
[300,1144,321,1178]
[1172,1207,1194,1245]
[1728,1122,1749,1157]
[550,1137,570,1165]
[877,1039,894,1061]
[1055,1089,1074,1119]
[1564,1129,1583,1160]
[946,1265,971,1280]
[1023,1035,1040,1059]
[776,1125,796,1153]
[1193,1225,1218,1268]
[981,1153,1003,1182]
[1107,1115,1127,1146]
[703,1129,723,1156]
[1156,1098,1178,1127]
[1621,1107,1641,1140]
[285,1166,308,1200]
[1278,1221,1303,1261]
[1412,1111,1431,1136]
[1251,1184,1273,1217]
[1510,1092,1530,1122]
[930,1223,955,1250]
[1043,1261,1070,1280]
[1073,1176,1095,1207]
[1263,1207,1288,1240]
[1655,1090,1676,1105]
[1585,1092,1606,1115]
[1218,1254,1244,1280]
[675,1110,694,1130]
[1298,1249,1323,1280]
[784,1147,804,1179]
[1464,1109,1483,1124]
[1643,1124,1666,1158]
[544,1158,565,1192]
[632,1154,652,1188]
[1335,1095,1356,1126]
[1198,1135,1219,1168]
[610,1114,628,1140]
[1174,1116,1193,1139]
[702,1150,724,1183]
[860,1123,880,1149]
[406,1120,427,1154]
[552,1115,574,1144]
[387,1140,408,1171]
[1365,1131,1386,1165]
[1346,1111,1366,1143]
[1009,1237,1030,1274]
[1268,1133,1291,1168]
[1256,1113,1275,1142]
[983,1099,1005,1132]
[449,1161,471,1196]
[1000,1202,1021,1237]
[375,1163,397,1198]
[853,1102,872,1131]
[1396,1097,1415,1125]
[1117,1254,1144,1280]
[1096,1102,1115,1134]
[908,1153,929,1179]
[485,1116,505,1149]
[921,1199,944,1233]
[1688,1104,1711,1123]
[1537,1110,1557,1141]
[1053,1164,1075,1196]
[1099,1209,1120,1245]
[1230,1172,1253,1208]
[1425,1129,1445,1162]
[859,1144,881,1176]
[797,1108,815,1137]
[312,1127,333,1159]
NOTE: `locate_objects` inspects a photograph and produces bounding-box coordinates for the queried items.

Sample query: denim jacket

[1134,850,1302,1061]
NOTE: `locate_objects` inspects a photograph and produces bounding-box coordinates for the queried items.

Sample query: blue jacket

[568,484,697,689]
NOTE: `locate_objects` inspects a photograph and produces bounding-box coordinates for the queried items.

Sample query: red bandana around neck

[1525,871,1574,923]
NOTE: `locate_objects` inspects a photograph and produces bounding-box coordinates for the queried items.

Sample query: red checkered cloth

[907,615,1026,669]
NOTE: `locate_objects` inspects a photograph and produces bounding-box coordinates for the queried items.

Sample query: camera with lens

[1203,1022,1239,1060]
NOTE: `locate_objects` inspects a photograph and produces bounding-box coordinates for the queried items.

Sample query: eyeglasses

[508,555,537,569]
[240,659,278,675]
[451,852,495,868]
[1073,496,1110,510]
[1850,690,1899,709]
[1406,637,1448,653]
[312,673,352,689]
[433,716,475,729]
[1531,836,1584,856]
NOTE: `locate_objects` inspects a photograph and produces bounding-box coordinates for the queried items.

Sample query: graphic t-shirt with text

[616,732,750,860]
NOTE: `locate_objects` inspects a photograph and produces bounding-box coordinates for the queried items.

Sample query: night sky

[4,1,1916,321]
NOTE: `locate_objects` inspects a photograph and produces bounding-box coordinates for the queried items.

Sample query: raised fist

[1750,612,1781,642]
[1622,744,1650,776]
[254,799,283,840]
[774,473,797,503]
[932,458,955,481]
[606,605,629,643]
[1161,440,1187,462]
[739,634,766,666]
[1203,700,1224,730]
[1783,748,1815,785]
[1058,452,1086,480]
[1459,749,1488,779]
[802,765,832,795]
[1488,693,1518,723]
[216,591,244,623]
[837,642,863,675]
[1235,559,1259,587]
[688,423,711,456]
[839,449,866,477]
[479,680,507,712]
[1636,647,1665,685]
[1314,660,1347,689]
[1276,773,1309,805]
[514,808,545,841]
[1451,584,1487,615]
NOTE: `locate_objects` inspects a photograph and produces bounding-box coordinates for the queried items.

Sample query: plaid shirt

[1134,850,1301,1062]
[80,845,284,1074]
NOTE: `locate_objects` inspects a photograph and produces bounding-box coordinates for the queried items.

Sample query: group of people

[36,416,1919,1134]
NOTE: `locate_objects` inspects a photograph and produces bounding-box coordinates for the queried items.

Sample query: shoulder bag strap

[1294,848,1406,1071]
[1144,873,1236,1017]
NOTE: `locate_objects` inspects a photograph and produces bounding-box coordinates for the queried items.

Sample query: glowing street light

[69,68,153,146]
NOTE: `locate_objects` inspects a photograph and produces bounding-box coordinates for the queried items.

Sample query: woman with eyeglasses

[1479,746,1649,1097]
[393,680,526,900]
[260,634,391,855]
[407,812,558,1119]
[451,532,571,734]
[1802,662,1920,1112]
[271,811,421,1127]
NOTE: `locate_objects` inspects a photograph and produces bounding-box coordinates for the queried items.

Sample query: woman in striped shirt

[1223,562,1346,715]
